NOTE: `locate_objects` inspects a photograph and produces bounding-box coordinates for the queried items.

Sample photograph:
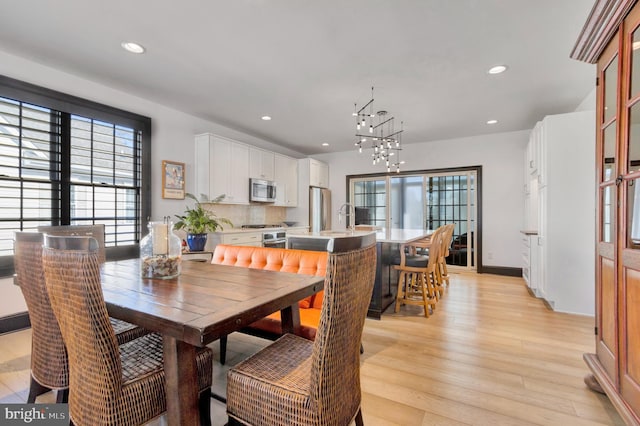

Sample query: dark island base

[367,242,400,319]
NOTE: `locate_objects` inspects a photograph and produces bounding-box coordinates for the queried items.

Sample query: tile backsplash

[202,204,286,229]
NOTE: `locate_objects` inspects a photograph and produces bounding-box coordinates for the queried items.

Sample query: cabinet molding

[571,0,635,64]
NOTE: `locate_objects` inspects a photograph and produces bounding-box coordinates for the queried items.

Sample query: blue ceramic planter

[186,233,207,252]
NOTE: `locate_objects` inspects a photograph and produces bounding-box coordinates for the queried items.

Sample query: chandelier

[353,87,404,172]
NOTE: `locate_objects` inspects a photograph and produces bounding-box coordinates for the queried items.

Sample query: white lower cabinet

[207,231,262,251]
[521,232,539,296]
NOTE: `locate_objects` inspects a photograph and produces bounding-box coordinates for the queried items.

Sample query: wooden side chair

[393,229,443,317]
[226,243,377,426]
[41,235,214,425]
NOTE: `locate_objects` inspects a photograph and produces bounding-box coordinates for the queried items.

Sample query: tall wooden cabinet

[573,1,640,423]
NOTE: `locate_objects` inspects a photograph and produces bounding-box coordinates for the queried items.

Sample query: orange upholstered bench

[211,244,327,364]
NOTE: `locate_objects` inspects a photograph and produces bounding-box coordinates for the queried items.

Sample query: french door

[350,169,478,270]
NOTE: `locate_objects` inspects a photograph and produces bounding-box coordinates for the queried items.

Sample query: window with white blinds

[0,75,151,275]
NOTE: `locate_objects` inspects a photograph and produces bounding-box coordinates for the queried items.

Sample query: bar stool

[438,224,456,287]
[393,229,443,317]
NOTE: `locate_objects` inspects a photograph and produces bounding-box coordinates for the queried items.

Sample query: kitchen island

[287,228,431,318]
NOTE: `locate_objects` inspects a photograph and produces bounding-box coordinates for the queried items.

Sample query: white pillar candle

[152,223,168,255]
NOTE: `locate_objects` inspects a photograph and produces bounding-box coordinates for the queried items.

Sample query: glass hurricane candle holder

[140,220,182,279]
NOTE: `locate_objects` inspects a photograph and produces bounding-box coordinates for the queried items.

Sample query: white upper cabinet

[309,158,329,188]
[249,147,275,181]
[274,153,298,207]
[195,133,249,204]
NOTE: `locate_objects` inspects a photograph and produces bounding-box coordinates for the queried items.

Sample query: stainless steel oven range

[262,230,286,248]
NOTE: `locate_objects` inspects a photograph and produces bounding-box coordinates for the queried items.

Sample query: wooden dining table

[99,258,325,426]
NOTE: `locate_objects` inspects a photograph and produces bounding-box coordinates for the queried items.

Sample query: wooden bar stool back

[438,223,456,287]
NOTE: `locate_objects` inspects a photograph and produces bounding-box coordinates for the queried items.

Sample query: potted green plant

[174,193,232,251]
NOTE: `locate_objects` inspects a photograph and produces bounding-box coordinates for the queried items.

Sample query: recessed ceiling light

[488,65,508,74]
[121,42,145,54]
[321,142,329,146]
[486,119,498,125]
[261,116,272,121]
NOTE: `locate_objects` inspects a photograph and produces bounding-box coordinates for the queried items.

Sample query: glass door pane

[352,178,386,227]
[605,56,618,123]
[426,171,476,268]
[390,175,423,229]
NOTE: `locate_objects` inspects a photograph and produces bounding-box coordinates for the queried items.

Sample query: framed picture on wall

[162,160,185,199]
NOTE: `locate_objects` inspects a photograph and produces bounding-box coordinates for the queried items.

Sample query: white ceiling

[0,0,596,155]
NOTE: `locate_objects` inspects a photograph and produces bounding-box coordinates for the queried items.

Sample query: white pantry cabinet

[195,133,249,204]
[522,111,595,315]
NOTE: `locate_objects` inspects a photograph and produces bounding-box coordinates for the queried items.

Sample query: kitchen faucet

[338,203,356,233]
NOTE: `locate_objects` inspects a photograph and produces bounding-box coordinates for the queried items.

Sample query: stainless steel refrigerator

[309,186,331,232]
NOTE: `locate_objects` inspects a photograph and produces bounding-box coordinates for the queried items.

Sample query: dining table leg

[279,303,301,335]
[163,336,199,426]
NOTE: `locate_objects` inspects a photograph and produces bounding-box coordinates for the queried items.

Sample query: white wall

[0,49,305,222]
[313,130,529,268]
[0,49,306,318]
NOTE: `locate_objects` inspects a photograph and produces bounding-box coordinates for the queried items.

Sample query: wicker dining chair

[393,229,443,317]
[41,235,214,425]
[37,225,147,343]
[226,243,377,426]
[13,231,151,403]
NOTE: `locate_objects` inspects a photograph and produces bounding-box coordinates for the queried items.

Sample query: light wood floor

[0,272,624,425]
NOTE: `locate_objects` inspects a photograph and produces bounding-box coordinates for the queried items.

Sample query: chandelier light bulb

[369,125,373,133]
[356,123,360,130]
[359,146,362,153]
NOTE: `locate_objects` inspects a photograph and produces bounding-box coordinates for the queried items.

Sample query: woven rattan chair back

[42,235,127,423]
[13,232,68,401]
[309,243,377,423]
[38,224,106,263]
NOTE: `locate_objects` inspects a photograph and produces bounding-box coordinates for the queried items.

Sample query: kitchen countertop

[287,228,432,244]
[214,226,309,234]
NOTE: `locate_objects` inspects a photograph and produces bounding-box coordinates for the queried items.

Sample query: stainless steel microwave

[250,178,276,202]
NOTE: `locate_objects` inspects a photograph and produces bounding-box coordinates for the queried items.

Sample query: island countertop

[286,227,431,244]
[374,228,432,243]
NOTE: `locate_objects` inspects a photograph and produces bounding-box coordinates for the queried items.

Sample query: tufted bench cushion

[211,245,327,343]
